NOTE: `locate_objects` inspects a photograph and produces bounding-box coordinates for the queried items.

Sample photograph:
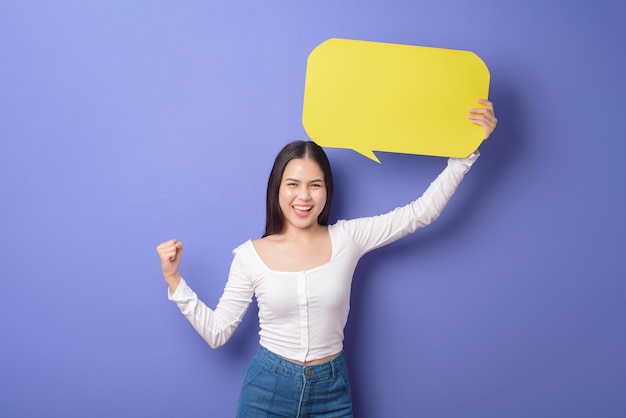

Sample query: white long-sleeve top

[169,153,479,362]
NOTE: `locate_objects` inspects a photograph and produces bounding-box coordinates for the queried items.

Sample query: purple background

[1,1,625,417]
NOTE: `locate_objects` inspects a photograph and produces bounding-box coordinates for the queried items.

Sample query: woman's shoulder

[232,239,256,259]
[230,239,267,276]
[250,235,283,254]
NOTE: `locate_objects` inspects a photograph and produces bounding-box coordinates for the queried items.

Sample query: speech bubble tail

[354,148,381,163]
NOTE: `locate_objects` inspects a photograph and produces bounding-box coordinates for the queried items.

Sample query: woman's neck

[275,223,327,243]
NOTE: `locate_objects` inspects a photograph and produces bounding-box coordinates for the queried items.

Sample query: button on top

[306,369,314,377]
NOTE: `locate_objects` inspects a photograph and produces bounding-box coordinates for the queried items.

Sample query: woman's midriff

[283,352,341,366]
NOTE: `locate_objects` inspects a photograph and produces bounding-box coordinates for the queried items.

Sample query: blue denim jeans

[236,345,353,417]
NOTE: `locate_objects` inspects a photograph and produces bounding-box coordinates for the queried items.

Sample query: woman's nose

[297,186,311,199]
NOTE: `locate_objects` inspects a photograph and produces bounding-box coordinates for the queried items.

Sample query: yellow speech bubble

[302,38,490,162]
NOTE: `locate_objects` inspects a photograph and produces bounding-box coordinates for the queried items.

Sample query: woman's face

[278,158,327,233]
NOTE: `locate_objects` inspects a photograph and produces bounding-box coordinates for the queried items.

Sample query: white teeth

[293,205,312,211]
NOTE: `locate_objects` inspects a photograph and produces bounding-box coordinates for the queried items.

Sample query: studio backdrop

[1,1,625,417]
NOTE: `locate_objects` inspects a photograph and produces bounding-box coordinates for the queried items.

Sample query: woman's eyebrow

[283,177,324,183]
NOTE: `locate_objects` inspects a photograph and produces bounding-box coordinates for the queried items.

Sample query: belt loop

[331,356,337,379]
[271,354,281,373]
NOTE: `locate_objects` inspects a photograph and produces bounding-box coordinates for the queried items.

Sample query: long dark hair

[262,141,334,237]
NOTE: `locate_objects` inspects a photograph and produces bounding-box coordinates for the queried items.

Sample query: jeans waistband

[255,345,347,381]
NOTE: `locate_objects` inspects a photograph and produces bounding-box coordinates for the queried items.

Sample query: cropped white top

[169,153,478,362]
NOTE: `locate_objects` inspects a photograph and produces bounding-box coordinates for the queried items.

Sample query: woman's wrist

[164,272,182,293]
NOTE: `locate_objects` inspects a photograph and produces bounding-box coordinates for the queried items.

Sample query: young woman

[157,100,497,417]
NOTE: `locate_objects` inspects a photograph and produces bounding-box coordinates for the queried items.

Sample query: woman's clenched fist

[156,239,183,292]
